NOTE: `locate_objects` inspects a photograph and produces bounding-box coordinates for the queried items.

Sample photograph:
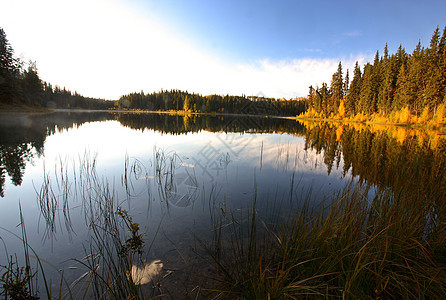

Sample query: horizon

[1,0,445,100]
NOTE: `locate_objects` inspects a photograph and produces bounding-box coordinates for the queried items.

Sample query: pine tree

[308,85,317,110]
[346,61,362,115]
[317,83,331,116]
[308,26,446,120]
[343,69,350,96]
[0,27,21,104]
[370,50,381,114]
[396,44,408,64]
[424,26,443,112]
[378,44,399,115]
[407,41,426,114]
[21,61,43,106]
[439,26,446,105]
[378,44,390,114]
[394,63,410,111]
[330,62,344,113]
[359,63,374,114]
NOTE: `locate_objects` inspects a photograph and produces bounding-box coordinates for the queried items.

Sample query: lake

[1,111,445,297]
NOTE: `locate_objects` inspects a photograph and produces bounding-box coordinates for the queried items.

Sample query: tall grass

[10,151,166,299]
[203,178,446,299]
[3,147,446,298]
[58,152,164,299]
[0,204,58,299]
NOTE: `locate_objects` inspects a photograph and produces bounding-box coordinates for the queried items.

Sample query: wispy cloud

[298,48,323,54]
[343,30,363,37]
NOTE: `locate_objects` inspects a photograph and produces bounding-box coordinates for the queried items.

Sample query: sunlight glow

[0,0,366,99]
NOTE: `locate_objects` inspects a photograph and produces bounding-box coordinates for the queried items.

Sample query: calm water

[1,111,445,294]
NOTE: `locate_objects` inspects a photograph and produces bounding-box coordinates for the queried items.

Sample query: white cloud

[0,0,367,100]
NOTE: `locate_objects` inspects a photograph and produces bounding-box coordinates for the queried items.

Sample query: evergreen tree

[424,26,443,111]
[0,27,21,104]
[370,50,381,113]
[21,61,43,106]
[309,26,446,121]
[359,63,374,114]
[396,44,408,65]
[378,45,398,115]
[439,26,446,105]
[407,41,426,114]
[359,52,381,115]
[343,69,349,96]
[394,63,410,110]
[308,85,316,110]
[346,61,362,115]
[319,82,331,116]
[330,62,344,113]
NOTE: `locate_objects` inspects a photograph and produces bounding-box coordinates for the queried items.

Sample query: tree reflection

[1,111,444,202]
[300,120,446,202]
[0,112,113,197]
[114,112,306,135]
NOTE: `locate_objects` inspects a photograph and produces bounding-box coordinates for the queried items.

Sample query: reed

[202,174,446,299]
[3,147,446,299]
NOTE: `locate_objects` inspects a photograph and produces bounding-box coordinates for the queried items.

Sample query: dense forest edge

[302,26,446,129]
[2,25,446,126]
[0,28,112,111]
[0,27,307,116]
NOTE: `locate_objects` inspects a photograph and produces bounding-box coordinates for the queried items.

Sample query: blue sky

[147,0,445,59]
[1,0,445,99]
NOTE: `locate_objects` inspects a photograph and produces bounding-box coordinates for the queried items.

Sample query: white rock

[130,260,163,285]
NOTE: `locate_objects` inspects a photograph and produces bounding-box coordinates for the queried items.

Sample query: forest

[0,27,113,110]
[305,26,446,125]
[116,90,307,116]
[3,25,446,121]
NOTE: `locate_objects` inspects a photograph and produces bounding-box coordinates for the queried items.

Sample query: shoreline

[2,106,445,133]
[290,116,446,133]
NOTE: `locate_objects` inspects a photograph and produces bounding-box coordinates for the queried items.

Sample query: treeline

[2,26,307,115]
[0,27,113,110]
[41,83,113,109]
[117,90,307,116]
[306,26,446,122]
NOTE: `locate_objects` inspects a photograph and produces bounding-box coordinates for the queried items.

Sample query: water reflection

[0,111,310,198]
[115,112,306,135]
[299,120,446,202]
[2,111,446,297]
[2,111,445,203]
[0,112,114,197]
